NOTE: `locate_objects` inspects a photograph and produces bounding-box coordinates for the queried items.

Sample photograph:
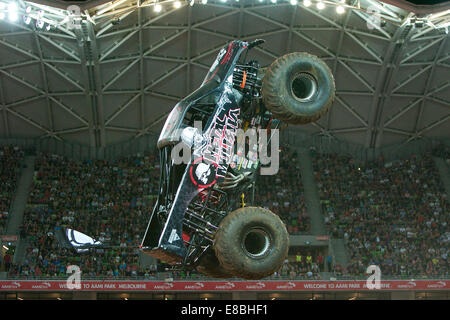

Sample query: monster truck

[139,39,335,280]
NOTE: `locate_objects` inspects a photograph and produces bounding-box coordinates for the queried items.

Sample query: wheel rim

[242,228,272,259]
[291,72,318,102]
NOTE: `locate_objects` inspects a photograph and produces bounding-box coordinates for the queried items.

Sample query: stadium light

[23,15,31,24]
[36,19,44,28]
[317,1,325,10]
[290,0,298,4]
[173,0,181,8]
[201,0,207,4]
[8,2,18,22]
[303,0,311,7]
[154,3,162,12]
[336,5,345,14]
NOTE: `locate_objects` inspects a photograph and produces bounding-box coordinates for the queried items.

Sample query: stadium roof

[0,0,449,150]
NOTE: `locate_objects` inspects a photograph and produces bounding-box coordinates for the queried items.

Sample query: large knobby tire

[262,52,335,124]
[213,206,289,280]
[196,250,234,279]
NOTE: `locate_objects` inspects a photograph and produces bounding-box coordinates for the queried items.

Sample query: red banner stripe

[0,280,448,291]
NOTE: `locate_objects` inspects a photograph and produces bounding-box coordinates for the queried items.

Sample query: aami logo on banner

[0,235,18,242]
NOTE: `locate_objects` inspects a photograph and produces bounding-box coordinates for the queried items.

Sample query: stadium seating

[10,152,159,278]
[255,146,311,235]
[5,146,449,279]
[0,146,23,234]
[312,150,449,278]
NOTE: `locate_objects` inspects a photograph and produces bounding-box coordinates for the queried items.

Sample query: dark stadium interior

[0,0,449,301]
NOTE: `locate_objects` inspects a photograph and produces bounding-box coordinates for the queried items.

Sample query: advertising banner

[0,280,448,292]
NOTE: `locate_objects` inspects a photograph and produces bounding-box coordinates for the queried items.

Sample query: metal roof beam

[0,61,39,70]
[5,94,45,108]
[105,126,139,133]
[286,5,297,54]
[383,127,414,136]
[105,62,186,127]
[384,98,423,127]
[135,109,172,138]
[73,25,96,148]
[146,90,181,102]
[400,37,445,64]
[410,26,436,41]
[328,2,355,132]
[5,108,62,140]
[391,64,433,93]
[53,126,89,135]
[329,127,367,134]
[87,22,107,148]
[0,38,82,89]
[353,10,393,40]
[335,96,368,127]
[0,75,9,138]
[365,21,414,148]
[338,60,375,92]
[416,114,450,136]
[337,90,374,96]
[186,4,193,95]
[104,93,141,126]
[44,63,85,91]
[412,37,448,137]
[291,28,336,57]
[98,5,190,58]
[385,83,450,129]
[143,63,187,91]
[100,55,140,64]
[0,38,40,62]
[344,27,391,41]
[338,56,381,65]
[138,1,145,132]
[0,69,88,126]
[410,34,447,43]
[403,114,450,143]
[144,56,187,63]
[193,27,280,59]
[34,31,54,134]
[102,58,140,91]
[190,62,210,71]
[36,34,80,62]
[427,96,450,108]
[344,31,383,63]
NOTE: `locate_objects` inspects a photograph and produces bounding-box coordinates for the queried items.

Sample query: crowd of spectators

[272,250,328,280]
[255,146,311,234]
[9,152,160,278]
[8,145,311,279]
[313,149,449,278]
[7,142,449,279]
[0,145,24,234]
